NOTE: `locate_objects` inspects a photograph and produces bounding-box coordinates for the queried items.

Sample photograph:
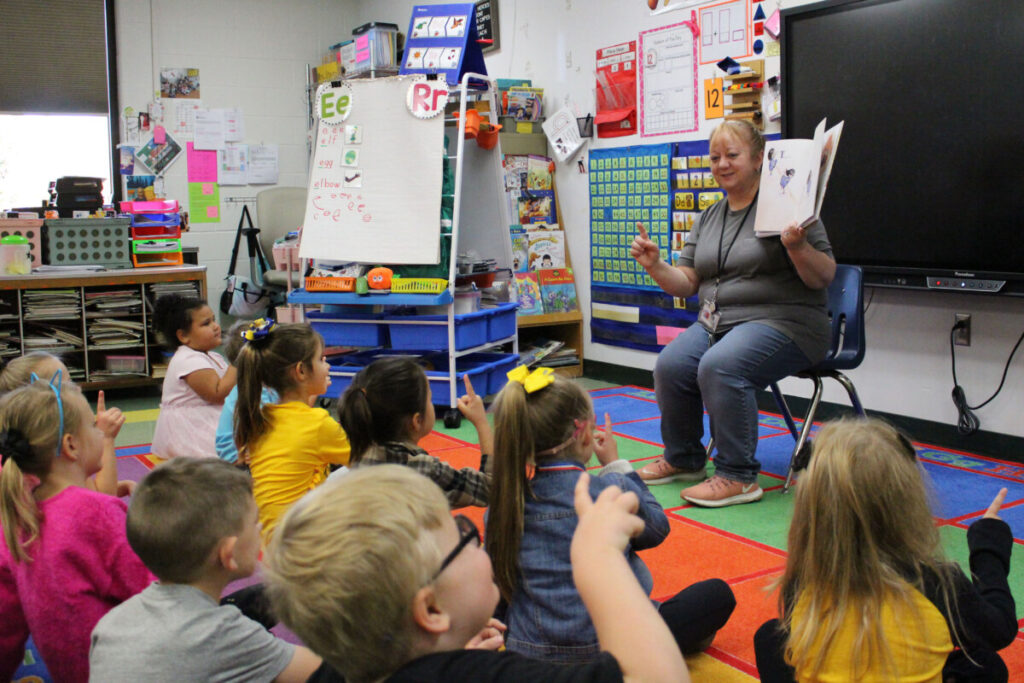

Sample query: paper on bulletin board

[300,76,443,264]
[166,98,203,139]
[218,143,248,186]
[639,19,699,137]
[248,144,279,184]
[187,181,220,222]
[186,142,218,183]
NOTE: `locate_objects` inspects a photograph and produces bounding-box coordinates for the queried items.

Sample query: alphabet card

[400,3,487,85]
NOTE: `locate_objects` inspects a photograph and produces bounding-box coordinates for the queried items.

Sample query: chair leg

[770,383,800,439]
[826,370,865,416]
[784,376,824,493]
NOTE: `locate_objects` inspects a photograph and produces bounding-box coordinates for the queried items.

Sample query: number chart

[589,143,672,290]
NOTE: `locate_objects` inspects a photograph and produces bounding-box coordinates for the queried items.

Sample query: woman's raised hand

[630,222,661,269]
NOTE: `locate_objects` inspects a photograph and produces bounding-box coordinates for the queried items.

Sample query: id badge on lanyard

[699,198,755,335]
[699,297,720,332]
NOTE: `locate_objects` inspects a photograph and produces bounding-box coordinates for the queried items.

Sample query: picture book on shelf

[527,228,565,270]
[510,226,529,273]
[506,86,544,121]
[754,118,843,237]
[526,155,552,190]
[518,190,556,225]
[514,272,544,315]
[503,155,528,190]
[538,268,578,314]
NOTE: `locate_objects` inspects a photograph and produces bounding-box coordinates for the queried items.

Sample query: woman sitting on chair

[630,120,835,508]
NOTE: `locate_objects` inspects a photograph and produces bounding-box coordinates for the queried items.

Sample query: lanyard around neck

[716,193,757,278]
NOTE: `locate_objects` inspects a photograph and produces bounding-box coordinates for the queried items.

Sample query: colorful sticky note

[154,125,166,144]
[206,206,219,218]
[202,182,213,195]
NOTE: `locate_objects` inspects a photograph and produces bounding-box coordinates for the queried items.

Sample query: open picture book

[753,118,843,237]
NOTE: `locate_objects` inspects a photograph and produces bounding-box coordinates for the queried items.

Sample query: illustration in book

[526,155,553,190]
[527,228,565,270]
[754,118,843,237]
[514,272,544,315]
[538,268,578,314]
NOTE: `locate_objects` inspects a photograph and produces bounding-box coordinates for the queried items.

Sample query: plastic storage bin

[0,219,44,268]
[44,218,132,268]
[350,22,399,75]
[323,350,519,399]
[131,238,184,267]
[306,309,388,347]
[105,355,146,373]
[119,199,179,213]
[129,213,182,239]
[386,303,519,351]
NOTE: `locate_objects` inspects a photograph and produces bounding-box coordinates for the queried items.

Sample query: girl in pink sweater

[0,373,154,683]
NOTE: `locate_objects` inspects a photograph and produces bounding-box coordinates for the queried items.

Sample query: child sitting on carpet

[337,356,493,508]
[89,457,321,682]
[754,418,1016,682]
[0,377,154,683]
[0,352,132,496]
[265,464,691,683]
[215,320,277,464]
[485,367,735,662]
[234,319,349,545]
[151,294,237,459]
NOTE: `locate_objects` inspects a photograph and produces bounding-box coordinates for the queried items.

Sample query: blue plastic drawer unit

[306,310,388,348]
[386,303,520,351]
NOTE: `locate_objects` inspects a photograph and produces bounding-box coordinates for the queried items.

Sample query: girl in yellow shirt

[234,320,350,545]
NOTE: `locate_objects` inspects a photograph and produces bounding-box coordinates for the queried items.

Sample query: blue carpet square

[593,393,663,423]
[921,461,1024,521]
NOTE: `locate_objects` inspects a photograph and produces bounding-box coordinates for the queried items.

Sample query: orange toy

[476,121,503,150]
[366,267,393,289]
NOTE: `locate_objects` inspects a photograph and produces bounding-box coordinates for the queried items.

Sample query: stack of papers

[86,290,143,315]
[22,290,81,319]
[87,318,145,348]
[22,323,83,351]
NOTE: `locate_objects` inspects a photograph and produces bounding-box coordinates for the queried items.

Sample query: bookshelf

[0,266,207,390]
[501,132,584,378]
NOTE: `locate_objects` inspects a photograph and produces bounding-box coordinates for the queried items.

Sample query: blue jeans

[654,322,812,484]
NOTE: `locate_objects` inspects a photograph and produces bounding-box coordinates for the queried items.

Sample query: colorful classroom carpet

[13,385,1024,681]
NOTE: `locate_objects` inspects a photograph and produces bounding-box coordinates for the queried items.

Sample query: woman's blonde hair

[485,376,592,600]
[709,119,765,160]
[265,465,449,683]
[0,381,88,562]
[778,417,961,678]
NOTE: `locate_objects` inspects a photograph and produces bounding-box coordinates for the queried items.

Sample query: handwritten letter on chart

[300,77,444,264]
[639,20,698,137]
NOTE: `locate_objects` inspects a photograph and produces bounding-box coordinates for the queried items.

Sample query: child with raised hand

[233,319,349,544]
[337,356,493,508]
[89,457,321,682]
[754,418,1017,682]
[0,376,154,683]
[215,320,277,464]
[0,352,132,497]
[265,464,691,683]
[151,294,236,459]
[486,367,735,663]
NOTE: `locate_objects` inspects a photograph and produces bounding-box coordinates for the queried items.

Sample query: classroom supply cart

[289,72,518,427]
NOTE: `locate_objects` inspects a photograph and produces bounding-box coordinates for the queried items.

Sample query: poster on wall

[698,0,751,64]
[300,76,444,264]
[638,19,699,137]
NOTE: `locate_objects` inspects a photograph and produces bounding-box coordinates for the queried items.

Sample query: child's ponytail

[486,381,534,600]
[337,357,429,463]
[233,321,323,455]
[486,375,593,600]
[0,382,87,562]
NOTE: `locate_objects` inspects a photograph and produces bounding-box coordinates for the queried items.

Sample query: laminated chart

[639,18,699,137]
[589,144,671,290]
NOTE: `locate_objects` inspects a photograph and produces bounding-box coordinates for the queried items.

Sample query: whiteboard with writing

[300,76,444,264]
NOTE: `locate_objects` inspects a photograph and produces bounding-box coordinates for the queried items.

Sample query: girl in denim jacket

[485,368,736,663]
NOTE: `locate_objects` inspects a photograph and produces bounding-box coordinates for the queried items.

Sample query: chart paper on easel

[300,76,443,264]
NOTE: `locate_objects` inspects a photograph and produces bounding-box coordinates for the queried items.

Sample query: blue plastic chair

[770,264,866,491]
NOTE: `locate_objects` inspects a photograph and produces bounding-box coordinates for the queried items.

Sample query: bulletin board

[300,76,444,264]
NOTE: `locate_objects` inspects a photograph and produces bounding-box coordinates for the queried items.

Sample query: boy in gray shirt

[89,458,320,682]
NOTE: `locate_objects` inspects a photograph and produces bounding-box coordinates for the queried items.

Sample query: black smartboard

[782,0,1024,294]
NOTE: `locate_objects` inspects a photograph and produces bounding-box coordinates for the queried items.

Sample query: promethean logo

[954,272,975,278]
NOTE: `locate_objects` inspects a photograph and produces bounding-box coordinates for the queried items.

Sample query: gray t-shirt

[679,197,833,363]
[89,582,295,682]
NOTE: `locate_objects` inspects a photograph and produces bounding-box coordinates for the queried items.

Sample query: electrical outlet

[954,313,971,346]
